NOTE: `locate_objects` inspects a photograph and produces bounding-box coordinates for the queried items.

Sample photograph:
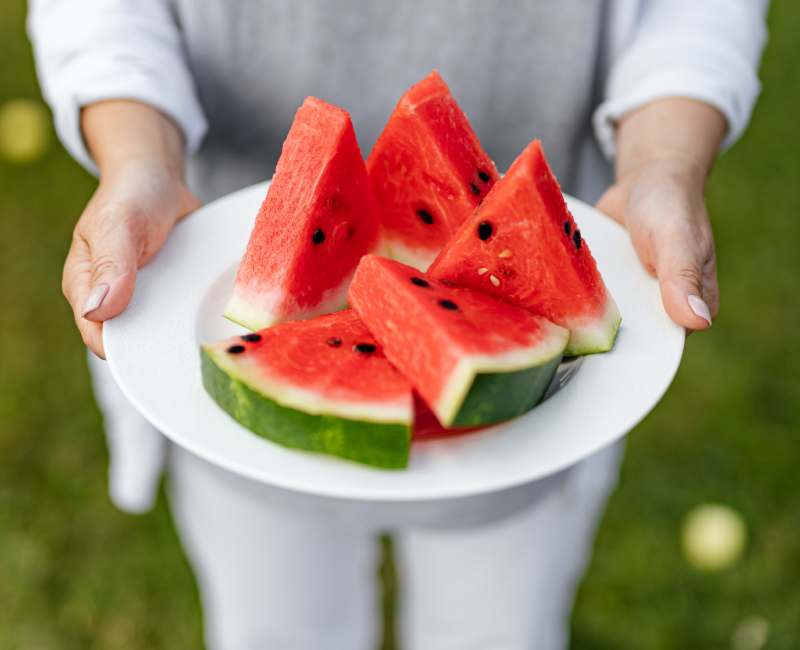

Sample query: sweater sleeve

[594,0,769,158]
[27,0,207,175]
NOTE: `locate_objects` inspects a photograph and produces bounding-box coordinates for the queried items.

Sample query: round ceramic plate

[105,181,684,502]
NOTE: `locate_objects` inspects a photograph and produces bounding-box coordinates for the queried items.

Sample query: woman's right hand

[62,101,199,358]
[63,161,199,358]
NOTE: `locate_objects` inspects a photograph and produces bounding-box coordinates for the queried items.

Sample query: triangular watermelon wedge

[202,310,412,468]
[349,255,568,428]
[429,139,621,355]
[367,70,499,271]
[225,97,380,330]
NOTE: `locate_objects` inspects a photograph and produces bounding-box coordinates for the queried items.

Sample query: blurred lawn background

[1,1,798,648]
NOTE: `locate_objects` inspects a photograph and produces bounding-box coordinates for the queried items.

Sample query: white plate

[105,182,684,502]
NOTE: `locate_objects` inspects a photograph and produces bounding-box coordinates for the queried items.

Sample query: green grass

[1,1,798,648]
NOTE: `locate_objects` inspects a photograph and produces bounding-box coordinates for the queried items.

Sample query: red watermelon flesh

[367,70,499,271]
[429,139,621,356]
[225,97,380,331]
[349,255,568,427]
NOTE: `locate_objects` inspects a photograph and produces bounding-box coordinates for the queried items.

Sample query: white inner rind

[434,320,570,426]
[564,293,622,355]
[224,280,351,332]
[385,239,438,272]
[205,345,412,424]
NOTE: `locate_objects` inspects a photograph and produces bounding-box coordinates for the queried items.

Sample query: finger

[595,185,626,226]
[76,316,106,359]
[80,211,140,322]
[701,253,720,319]
[175,186,202,222]
[62,232,94,316]
[655,232,713,331]
[62,235,107,357]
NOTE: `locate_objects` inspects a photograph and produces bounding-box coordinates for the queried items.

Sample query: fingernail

[82,283,109,317]
[687,294,712,326]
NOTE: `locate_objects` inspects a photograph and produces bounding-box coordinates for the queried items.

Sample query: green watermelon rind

[201,347,411,469]
[434,322,570,427]
[450,354,564,428]
[563,294,622,356]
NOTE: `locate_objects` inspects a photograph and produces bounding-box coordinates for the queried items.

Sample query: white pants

[90,355,623,649]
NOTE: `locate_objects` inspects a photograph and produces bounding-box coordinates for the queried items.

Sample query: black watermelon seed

[312,228,325,244]
[573,229,582,249]
[416,209,434,225]
[227,344,246,354]
[438,299,459,311]
[241,333,262,342]
[410,276,430,288]
[478,170,491,183]
[470,182,481,196]
[354,343,377,354]
[477,221,493,241]
[564,221,571,235]
[326,337,342,348]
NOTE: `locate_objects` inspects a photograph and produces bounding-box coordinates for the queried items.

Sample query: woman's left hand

[597,98,727,332]
[597,155,717,331]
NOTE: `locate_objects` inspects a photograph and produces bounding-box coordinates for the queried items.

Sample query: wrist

[614,98,726,187]
[616,153,706,196]
[100,157,184,189]
[82,100,186,183]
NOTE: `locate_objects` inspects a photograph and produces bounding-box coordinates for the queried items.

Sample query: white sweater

[30,0,768,174]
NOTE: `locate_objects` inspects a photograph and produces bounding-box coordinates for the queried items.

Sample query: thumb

[81,221,139,323]
[656,235,714,331]
[595,184,626,226]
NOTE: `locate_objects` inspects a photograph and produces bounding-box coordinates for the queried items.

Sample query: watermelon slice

[201,310,412,468]
[429,139,621,355]
[367,70,499,270]
[349,255,568,428]
[225,97,380,330]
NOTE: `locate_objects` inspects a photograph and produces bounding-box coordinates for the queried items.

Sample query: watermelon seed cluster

[407,274,461,311]
[471,168,494,196]
[563,219,581,249]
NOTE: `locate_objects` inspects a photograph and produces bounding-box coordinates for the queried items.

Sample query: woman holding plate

[29,1,768,647]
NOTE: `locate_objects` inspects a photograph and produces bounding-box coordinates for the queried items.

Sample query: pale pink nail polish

[687,294,712,326]
[82,283,110,317]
